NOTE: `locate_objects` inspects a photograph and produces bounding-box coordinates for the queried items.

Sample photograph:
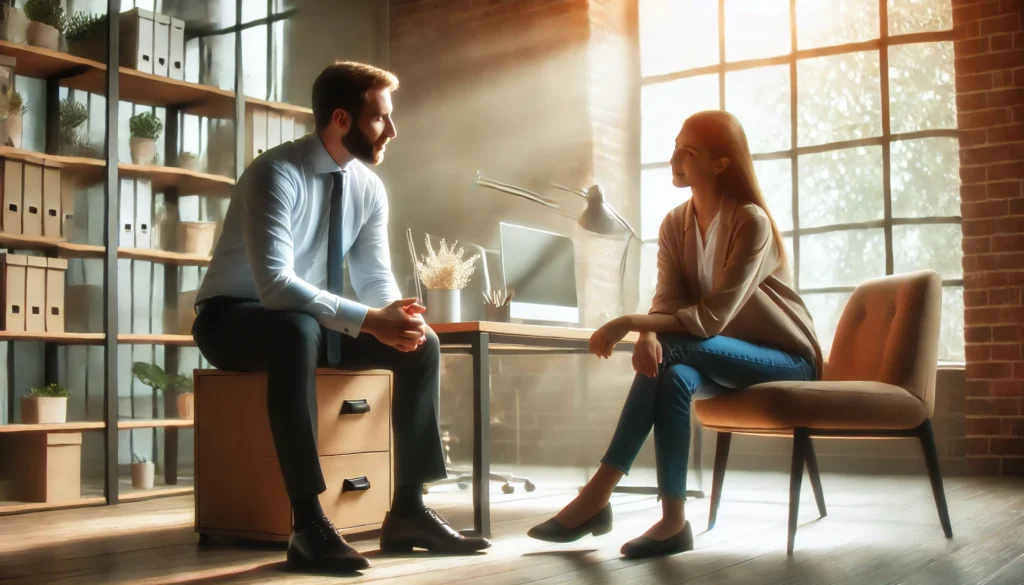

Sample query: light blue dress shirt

[196,133,402,337]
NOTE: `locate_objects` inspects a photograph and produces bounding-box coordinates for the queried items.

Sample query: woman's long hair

[683,110,789,270]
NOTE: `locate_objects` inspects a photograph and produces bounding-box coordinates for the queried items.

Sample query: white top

[694,212,720,295]
[196,133,402,337]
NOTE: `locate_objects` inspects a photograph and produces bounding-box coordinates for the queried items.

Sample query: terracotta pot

[129,136,156,165]
[178,222,217,256]
[176,392,194,420]
[130,462,155,489]
[21,396,67,424]
[6,113,22,148]
[26,22,58,51]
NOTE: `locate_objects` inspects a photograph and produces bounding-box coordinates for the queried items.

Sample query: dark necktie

[326,170,345,368]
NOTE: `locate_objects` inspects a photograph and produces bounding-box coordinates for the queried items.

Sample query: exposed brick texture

[955,0,1024,476]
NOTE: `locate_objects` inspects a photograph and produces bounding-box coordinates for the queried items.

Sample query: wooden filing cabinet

[194,368,394,542]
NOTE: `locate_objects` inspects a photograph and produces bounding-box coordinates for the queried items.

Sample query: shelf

[119,162,234,195]
[117,247,211,266]
[0,234,212,266]
[117,334,195,346]
[0,40,104,81]
[246,96,314,119]
[118,419,193,429]
[0,331,105,345]
[0,421,105,433]
[0,146,105,173]
[0,496,106,515]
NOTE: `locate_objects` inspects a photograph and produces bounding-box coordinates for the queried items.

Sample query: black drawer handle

[342,476,370,492]
[340,399,370,415]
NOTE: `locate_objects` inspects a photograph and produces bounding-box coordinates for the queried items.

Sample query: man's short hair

[311,61,399,131]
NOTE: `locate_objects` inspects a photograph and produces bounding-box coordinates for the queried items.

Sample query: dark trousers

[192,297,448,500]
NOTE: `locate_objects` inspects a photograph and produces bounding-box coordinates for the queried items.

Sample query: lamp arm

[605,201,640,240]
[550,182,589,200]
[475,171,561,209]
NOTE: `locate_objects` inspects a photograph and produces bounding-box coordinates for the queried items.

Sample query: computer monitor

[498,222,579,324]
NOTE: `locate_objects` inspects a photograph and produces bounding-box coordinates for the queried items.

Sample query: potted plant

[59,95,88,155]
[130,453,154,489]
[129,111,162,165]
[63,12,107,60]
[0,3,30,44]
[416,235,479,324]
[21,383,70,424]
[23,0,64,51]
[0,88,27,148]
[132,362,194,420]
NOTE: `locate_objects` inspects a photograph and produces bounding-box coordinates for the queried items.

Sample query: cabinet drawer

[317,373,391,456]
[320,452,392,531]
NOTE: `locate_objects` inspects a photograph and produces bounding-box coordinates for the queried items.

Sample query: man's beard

[342,126,387,165]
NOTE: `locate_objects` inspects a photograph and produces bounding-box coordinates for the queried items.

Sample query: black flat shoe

[527,503,613,543]
[380,507,491,554]
[620,521,693,559]
[287,516,371,573]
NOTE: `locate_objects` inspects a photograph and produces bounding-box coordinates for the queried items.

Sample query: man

[193,61,489,573]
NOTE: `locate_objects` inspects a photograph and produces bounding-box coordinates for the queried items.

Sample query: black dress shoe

[619,521,693,559]
[380,507,491,554]
[527,503,613,543]
[287,516,371,573]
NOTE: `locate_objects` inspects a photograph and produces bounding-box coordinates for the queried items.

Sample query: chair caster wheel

[524,481,536,492]
[421,486,430,495]
[457,482,469,490]
[502,484,514,494]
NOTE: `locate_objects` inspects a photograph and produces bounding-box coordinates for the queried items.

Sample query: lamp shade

[575,185,630,238]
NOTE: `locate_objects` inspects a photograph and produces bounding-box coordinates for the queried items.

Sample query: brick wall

[954,0,1024,476]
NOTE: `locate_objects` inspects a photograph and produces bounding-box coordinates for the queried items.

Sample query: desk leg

[472,332,491,538]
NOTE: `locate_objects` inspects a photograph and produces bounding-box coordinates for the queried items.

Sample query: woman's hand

[589,317,632,359]
[632,331,662,377]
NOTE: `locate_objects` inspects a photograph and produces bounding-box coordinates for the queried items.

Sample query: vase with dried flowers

[416,236,479,324]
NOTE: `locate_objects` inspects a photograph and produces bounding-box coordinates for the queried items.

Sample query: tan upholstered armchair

[693,270,951,554]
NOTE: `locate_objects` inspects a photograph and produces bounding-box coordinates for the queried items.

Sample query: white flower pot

[21,396,67,424]
[27,22,58,51]
[130,462,155,489]
[426,288,461,324]
[177,152,198,171]
[178,222,217,256]
[1,8,29,43]
[130,136,157,165]
[6,113,22,148]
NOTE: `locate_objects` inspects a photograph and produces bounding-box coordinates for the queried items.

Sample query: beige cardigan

[648,196,824,377]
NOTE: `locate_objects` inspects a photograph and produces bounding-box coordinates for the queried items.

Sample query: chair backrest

[824,270,943,416]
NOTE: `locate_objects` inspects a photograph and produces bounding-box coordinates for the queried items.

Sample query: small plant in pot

[63,12,107,60]
[0,88,27,148]
[130,453,155,489]
[132,362,194,420]
[416,235,479,324]
[129,111,162,165]
[59,96,89,156]
[21,383,70,424]
[23,0,64,51]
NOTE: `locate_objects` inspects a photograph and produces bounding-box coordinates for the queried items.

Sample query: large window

[638,0,962,362]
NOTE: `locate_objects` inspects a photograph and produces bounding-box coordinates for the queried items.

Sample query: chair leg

[805,437,827,518]
[788,428,810,555]
[918,419,953,538]
[708,431,732,530]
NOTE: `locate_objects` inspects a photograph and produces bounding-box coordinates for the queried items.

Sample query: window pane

[726,65,791,153]
[939,287,964,363]
[640,0,719,76]
[641,167,689,239]
[800,229,886,289]
[725,0,790,62]
[784,236,795,269]
[893,224,963,279]
[891,137,960,218]
[641,74,720,164]
[798,146,884,228]
[754,159,793,231]
[796,0,880,50]
[888,0,952,35]
[638,242,660,313]
[802,291,853,356]
[889,42,955,134]
[797,51,882,146]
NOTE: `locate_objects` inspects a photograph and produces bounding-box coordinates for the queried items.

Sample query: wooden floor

[1,469,1023,585]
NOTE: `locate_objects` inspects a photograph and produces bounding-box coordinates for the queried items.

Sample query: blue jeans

[600,333,816,500]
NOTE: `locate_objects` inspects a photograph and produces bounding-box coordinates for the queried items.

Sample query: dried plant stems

[417,235,479,290]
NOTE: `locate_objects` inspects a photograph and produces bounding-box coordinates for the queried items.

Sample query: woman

[527,110,823,558]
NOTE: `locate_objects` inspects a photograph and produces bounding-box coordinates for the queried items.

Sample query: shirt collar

[300,133,351,175]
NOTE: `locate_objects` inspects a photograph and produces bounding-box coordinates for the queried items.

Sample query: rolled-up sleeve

[348,179,402,309]
[240,161,370,337]
[676,211,776,338]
